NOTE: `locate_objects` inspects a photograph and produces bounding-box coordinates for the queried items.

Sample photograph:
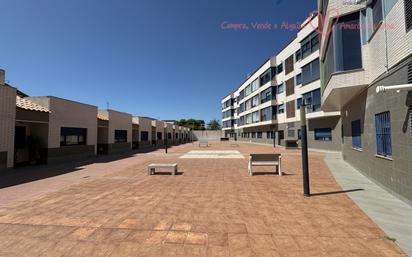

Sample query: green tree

[207,119,221,130]
[177,119,205,130]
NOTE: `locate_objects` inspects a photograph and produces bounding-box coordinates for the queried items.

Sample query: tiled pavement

[0,142,406,257]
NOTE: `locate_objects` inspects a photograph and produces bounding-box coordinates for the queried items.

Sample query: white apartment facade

[222,15,342,151]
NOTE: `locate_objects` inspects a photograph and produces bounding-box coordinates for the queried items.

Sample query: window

[277,63,283,74]
[238,103,244,114]
[278,104,285,114]
[115,130,127,143]
[285,77,295,96]
[168,133,172,139]
[267,131,274,139]
[141,131,149,141]
[315,128,332,141]
[406,0,412,31]
[323,13,362,84]
[302,59,320,85]
[277,83,284,94]
[251,79,259,92]
[295,49,302,62]
[288,130,295,137]
[246,114,252,124]
[238,90,244,101]
[352,120,362,149]
[257,132,263,138]
[285,54,294,75]
[157,132,162,140]
[297,98,303,109]
[286,100,295,118]
[261,106,273,121]
[298,129,302,140]
[372,0,383,29]
[300,31,319,59]
[252,95,259,107]
[302,89,321,113]
[60,127,87,146]
[252,111,260,123]
[260,69,272,85]
[245,85,252,96]
[296,73,302,85]
[245,99,251,111]
[251,132,256,138]
[375,111,392,157]
[260,86,275,103]
[410,106,412,137]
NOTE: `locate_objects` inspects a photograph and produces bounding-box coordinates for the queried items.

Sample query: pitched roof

[16,96,49,113]
[97,112,109,121]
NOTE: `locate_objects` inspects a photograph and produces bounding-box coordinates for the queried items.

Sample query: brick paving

[0,141,406,257]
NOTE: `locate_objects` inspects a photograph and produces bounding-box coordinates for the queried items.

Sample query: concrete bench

[148,163,178,175]
[199,140,209,147]
[248,154,282,176]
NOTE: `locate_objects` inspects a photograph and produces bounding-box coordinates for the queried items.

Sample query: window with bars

[375,111,392,157]
[351,120,362,149]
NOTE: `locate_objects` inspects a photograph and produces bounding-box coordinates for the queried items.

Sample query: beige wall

[0,85,17,168]
[107,110,132,145]
[135,117,152,141]
[29,97,98,153]
[152,120,165,136]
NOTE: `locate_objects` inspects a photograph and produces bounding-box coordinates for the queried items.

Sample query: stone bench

[198,140,209,147]
[148,163,178,176]
[248,154,282,176]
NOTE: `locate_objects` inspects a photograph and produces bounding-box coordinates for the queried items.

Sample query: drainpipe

[376,84,412,93]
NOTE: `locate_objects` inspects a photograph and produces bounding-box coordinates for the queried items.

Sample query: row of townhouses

[0,70,192,170]
[222,0,412,204]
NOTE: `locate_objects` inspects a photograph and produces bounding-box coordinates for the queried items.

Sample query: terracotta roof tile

[16,96,49,113]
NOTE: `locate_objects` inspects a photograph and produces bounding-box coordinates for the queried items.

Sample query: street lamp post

[165,129,168,154]
[300,103,310,197]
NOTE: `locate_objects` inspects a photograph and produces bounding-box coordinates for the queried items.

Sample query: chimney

[0,69,5,86]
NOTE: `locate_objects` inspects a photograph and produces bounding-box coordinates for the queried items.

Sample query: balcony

[322,69,368,112]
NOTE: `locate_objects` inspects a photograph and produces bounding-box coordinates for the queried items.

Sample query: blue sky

[0,0,317,122]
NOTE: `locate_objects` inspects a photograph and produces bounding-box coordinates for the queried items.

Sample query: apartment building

[222,15,342,151]
[97,109,132,154]
[319,0,412,203]
[221,93,236,138]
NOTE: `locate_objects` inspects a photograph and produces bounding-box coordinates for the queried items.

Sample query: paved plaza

[0,142,406,257]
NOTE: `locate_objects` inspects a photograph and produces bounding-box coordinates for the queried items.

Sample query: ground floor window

[141,131,149,141]
[60,127,87,146]
[257,132,262,138]
[375,111,392,157]
[351,120,362,149]
[168,133,172,139]
[314,128,332,141]
[157,132,162,140]
[115,130,127,143]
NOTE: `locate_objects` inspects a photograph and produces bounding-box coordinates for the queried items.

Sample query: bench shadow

[310,188,364,197]
[252,172,293,176]
[151,172,184,176]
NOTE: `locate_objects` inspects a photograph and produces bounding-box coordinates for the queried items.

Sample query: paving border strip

[324,152,412,256]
